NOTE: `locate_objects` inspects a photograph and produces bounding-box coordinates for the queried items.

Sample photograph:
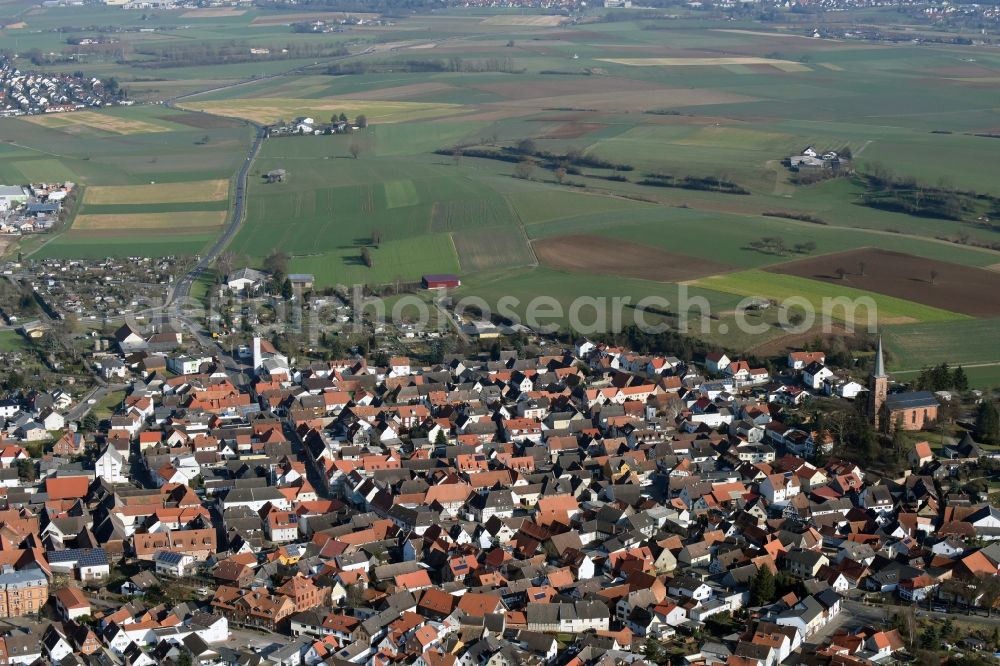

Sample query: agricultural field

[179,99,466,125]
[83,180,230,206]
[0,105,250,259]
[288,234,460,287]
[883,319,1000,371]
[533,234,733,282]
[452,226,535,272]
[3,1,1000,374]
[693,270,969,325]
[768,248,1000,318]
[20,111,173,135]
[72,211,226,231]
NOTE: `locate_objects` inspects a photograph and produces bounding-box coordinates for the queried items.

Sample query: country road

[161,45,378,315]
[159,38,446,319]
[151,46,383,384]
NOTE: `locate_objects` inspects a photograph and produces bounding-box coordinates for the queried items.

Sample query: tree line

[130,41,348,68]
[326,57,522,76]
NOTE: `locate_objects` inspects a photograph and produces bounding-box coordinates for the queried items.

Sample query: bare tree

[371,229,383,248]
[514,159,535,181]
[451,147,462,165]
[216,251,237,282]
[929,269,939,285]
[835,267,847,280]
[554,167,567,185]
[858,261,866,277]
[349,143,361,159]
[361,247,373,268]
[515,138,537,155]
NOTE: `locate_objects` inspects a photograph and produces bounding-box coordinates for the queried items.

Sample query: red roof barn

[422,274,461,289]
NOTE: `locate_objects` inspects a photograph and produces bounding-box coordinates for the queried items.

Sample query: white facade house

[803,363,835,390]
[95,445,128,483]
[167,355,213,376]
[155,550,197,577]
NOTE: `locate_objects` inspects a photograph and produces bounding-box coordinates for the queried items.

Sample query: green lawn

[94,390,126,419]
[0,331,30,352]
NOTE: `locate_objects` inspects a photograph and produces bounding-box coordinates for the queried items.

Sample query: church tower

[868,336,889,429]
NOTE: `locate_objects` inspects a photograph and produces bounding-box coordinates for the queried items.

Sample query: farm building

[265,169,286,183]
[0,186,28,211]
[423,274,461,289]
[288,274,315,289]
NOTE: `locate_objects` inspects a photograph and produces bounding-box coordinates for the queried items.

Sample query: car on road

[932,605,948,613]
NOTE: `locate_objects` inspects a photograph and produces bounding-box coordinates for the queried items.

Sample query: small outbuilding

[422,274,461,289]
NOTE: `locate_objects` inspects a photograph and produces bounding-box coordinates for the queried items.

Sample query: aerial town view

[0,0,998,663]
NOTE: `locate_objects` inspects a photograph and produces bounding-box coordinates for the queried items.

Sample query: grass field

[693,270,969,325]
[5,2,1000,368]
[453,225,535,272]
[289,233,460,287]
[883,318,1000,370]
[10,159,76,182]
[0,331,30,353]
[33,231,216,259]
[83,180,230,205]
[227,133,523,261]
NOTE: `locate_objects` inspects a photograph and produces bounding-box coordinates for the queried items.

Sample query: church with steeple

[867,336,889,430]
[867,335,939,432]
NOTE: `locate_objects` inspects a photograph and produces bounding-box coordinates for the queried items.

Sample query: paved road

[154,47,380,385]
[845,599,1000,627]
[65,383,122,421]
[161,45,379,314]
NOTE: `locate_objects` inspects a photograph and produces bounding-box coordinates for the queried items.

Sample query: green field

[4,1,1000,365]
[452,225,535,272]
[0,331,30,352]
[34,232,218,260]
[883,318,1000,371]
[289,234,460,287]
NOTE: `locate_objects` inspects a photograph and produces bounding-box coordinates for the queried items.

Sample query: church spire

[873,335,887,379]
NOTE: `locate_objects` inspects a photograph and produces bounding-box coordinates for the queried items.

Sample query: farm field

[0,103,250,258]
[3,2,1000,374]
[597,57,810,71]
[455,266,746,331]
[21,111,172,135]
[34,231,218,260]
[533,234,733,282]
[72,211,226,231]
[882,318,1000,370]
[768,248,1000,318]
[452,226,534,272]
[179,99,466,125]
[83,180,230,205]
[289,234,460,288]
[692,270,969,325]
